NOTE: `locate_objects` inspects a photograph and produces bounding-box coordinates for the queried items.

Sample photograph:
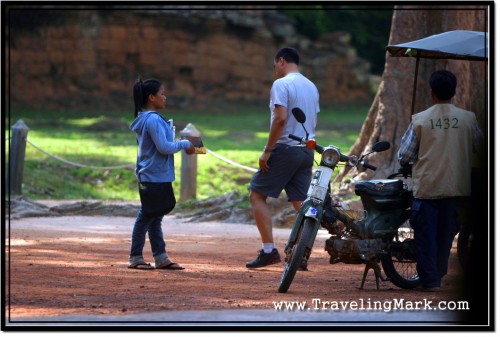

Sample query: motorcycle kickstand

[359,260,387,290]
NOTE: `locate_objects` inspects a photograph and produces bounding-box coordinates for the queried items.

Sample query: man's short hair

[275,47,300,66]
[429,70,457,100]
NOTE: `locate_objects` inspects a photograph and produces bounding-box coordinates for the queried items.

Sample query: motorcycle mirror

[292,107,306,124]
[372,141,391,152]
[292,107,309,140]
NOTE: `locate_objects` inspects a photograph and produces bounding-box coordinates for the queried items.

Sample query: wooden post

[179,123,200,201]
[9,120,29,195]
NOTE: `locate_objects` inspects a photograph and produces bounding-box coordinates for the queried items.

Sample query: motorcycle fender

[285,212,305,251]
[304,206,319,220]
[285,203,322,251]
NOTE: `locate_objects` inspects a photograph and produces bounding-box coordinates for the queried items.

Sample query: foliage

[279,5,394,74]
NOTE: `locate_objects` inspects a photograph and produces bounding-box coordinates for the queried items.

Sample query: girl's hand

[185,142,196,155]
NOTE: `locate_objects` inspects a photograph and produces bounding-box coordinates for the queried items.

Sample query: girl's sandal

[128,261,155,270]
[156,261,185,270]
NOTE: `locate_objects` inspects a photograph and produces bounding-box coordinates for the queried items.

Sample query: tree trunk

[340,5,489,183]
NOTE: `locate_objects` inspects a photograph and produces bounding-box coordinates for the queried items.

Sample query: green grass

[6,102,369,202]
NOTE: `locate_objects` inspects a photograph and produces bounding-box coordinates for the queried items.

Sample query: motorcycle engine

[321,197,352,236]
[325,237,384,264]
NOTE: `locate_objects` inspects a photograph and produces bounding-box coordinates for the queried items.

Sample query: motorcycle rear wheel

[278,218,315,293]
[381,220,420,289]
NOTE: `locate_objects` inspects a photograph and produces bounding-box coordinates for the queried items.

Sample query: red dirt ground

[6,214,467,321]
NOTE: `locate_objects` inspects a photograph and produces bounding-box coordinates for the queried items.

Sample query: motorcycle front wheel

[277,218,315,293]
[381,220,420,289]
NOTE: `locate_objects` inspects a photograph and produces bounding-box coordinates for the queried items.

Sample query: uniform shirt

[269,72,320,145]
[398,103,481,198]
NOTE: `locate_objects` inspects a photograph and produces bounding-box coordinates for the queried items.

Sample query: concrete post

[9,120,29,195]
[179,123,200,201]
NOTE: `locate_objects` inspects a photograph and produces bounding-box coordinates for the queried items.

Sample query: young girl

[128,78,194,270]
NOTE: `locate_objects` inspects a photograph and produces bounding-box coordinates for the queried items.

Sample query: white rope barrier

[25,139,258,173]
[26,139,135,170]
[206,148,258,173]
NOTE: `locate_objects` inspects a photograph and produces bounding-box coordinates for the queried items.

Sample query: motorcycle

[278,108,418,293]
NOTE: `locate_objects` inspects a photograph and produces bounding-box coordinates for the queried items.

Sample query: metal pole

[411,53,421,117]
[9,120,29,195]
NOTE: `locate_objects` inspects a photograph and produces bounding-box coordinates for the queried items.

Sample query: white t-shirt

[269,72,320,145]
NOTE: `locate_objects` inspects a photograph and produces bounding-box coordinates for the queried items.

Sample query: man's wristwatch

[264,146,274,153]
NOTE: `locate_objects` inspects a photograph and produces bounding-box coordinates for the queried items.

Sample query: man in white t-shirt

[246,47,320,269]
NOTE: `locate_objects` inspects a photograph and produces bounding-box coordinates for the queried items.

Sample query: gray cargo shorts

[249,143,314,201]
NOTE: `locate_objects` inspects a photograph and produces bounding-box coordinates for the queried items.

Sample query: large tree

[342,5,488,182]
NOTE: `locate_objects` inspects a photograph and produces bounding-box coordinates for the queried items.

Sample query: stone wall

[8,8,374,111]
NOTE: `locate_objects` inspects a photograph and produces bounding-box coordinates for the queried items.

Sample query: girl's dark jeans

[130,182,176,266]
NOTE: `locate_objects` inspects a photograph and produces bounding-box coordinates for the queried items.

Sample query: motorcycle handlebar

[287,134,380,170]
[362,162,377,171]
[288,133,383,171]
[340,154,350,162]
[315,144,325,154]
[288,133,353,161]
[288,134,325,154]
[387,165,412,179]
[288,134,303,142]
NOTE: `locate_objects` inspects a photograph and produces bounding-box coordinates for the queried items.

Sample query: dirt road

[5,214,470,327]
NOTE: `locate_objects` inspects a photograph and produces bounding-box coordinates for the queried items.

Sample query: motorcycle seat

[354,179,404,197]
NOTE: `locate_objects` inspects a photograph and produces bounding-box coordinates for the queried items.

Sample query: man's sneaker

[246,248,281,268]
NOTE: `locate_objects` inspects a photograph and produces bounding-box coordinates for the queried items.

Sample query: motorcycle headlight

[321,147,340,167]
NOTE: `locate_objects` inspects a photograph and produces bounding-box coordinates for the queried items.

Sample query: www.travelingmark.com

[273,298,470,313]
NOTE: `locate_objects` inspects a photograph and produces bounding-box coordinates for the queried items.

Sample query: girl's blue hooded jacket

[130,111,191,183]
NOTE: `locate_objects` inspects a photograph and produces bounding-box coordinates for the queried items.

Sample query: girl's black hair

[133,77,162,118]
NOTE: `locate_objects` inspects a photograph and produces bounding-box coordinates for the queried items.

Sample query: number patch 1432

[430,118,459,129]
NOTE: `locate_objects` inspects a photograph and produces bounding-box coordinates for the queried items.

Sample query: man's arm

[259,105,287,172]
[266,105,287,150]
[398,123,419,165]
